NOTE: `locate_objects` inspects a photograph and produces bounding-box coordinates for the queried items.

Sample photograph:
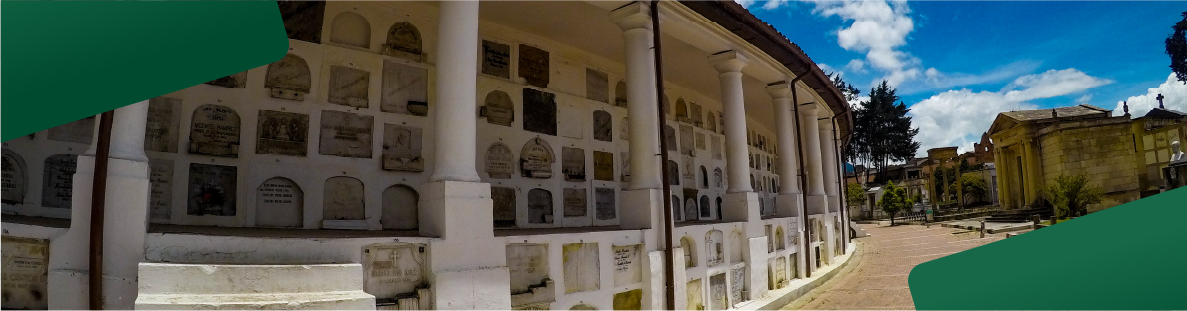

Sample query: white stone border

[735,241,858,310]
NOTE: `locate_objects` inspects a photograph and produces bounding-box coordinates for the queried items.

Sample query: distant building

[1130,106,1187,197]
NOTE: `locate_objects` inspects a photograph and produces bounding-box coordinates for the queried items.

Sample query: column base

[776,193,803,218]
[722,192,760,223]
[644,250,667,310]
[622,189,663,249]
[805,194,828,215]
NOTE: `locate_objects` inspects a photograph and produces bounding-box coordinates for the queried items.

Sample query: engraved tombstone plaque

[712,136,723,160]
[256,177,303,228]
[323,176,365,221]
[506,244,549,294]
[328,65,370,107]
[614,81,628,108]
[562,147,585,181]
[145,97,181,153]
[485,90,515,127]
[486,142,515,179]
[730,266,745,305]
[482,40,512,79]
[48,116,96,144]
[265,54,312,100]
[1,236,49,310]
[691,103,703,127]
[613,244,642,286]
[320,110,374,158]
[680,125,695,156]
[520,138,554,179]
[558,104,584,139]
[665,125,677,152]
[205,71,247,88]
[523,89,558,136]
[519,44,550,88]
[257,110,309,156]
[278,1,325,43]
[775,257,787,288]
[382,124,424,172]
[593,151,614,181]
[563,243,600,293]
[614,289,642,310]
[687,278,703,310]
[382,22,424,62]
[381,185,418,230]
[593,110,612,142]
[363,243,427,299]
[381,60,429,116]
[595,187,615,220]
[682,156,695,186]
[563,188,586,217]
[41,154,78,209]
[492,187,517,228]
[2,150,28,205]
[188,104,241,157]
[696,133,706,150]
[620,151,631,184]
[527,188,553,224]
[148,159,173,222]
[710,273,727,310]
[586,69,609,103]
[186,163,236,216]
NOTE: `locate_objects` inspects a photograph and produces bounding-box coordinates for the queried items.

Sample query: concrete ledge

[735,241,860,310]
[135,291,375,310]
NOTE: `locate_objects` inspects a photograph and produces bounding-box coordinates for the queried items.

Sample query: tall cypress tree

[855,81,920,182]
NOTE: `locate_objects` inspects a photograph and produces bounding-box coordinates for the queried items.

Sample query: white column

[611,3,662,190]
[769,82,803,219]
[800,104,826,216]
[709,51,752,194]
[430,0,481,183]
[820,119,839,212]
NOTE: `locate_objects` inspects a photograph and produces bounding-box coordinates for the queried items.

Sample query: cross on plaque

[1157,93,1165,109]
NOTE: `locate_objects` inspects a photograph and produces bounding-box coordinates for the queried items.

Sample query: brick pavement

[783,223,1003,310]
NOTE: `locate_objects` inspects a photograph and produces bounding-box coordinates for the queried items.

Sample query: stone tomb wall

[1038,120,1140,211]
[1,116,93,219]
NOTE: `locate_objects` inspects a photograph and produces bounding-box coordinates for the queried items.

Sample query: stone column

[800,104,826,215]
[429,0,482,183]
[49,101,151,309]
[819,119,839,213]
[769,83,802,219]
[994,149,1011,209]
[1021,139,1038,206]
[710,51,761,227]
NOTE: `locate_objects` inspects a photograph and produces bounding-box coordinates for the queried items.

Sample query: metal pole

[650,1,676,309]
[89,110,115,310]
[789,72,810,277]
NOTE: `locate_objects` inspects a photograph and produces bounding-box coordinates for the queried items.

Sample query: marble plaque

[188,104,241,157]
[1,236,49,310]
[680,125,695,156]
[775,257,788,288]
[712,136,723,160]
[257,110,309,156]
[730,266,745,305]
[593,151,614,181]
[507,244,549,293]
[486,142,515,179]
[519,44,550,88]
[382,124,424,172]
[256,177,303,228]
[696,133,706,150]
[614,81,628,108]
[620,152,631,184]
[665,125,677,152]
[691,103,703,127]
[381,60,429,116]
[613,289,643,310]
[324,176,365,220]
[320,110,374,158]
[520,138,554,179]
[527,188,553,224]
[492,187,517,228]
[148,159,173,222]
[613,244,642,286]
[523,89,557,136]
[558,104,583,139]
[485,90,515,127]
[667,160,679,186]
[382,22,423,62]
[48,115,95,144]
[265,54,312,100]
[205,71,247,88]
[586,68,609,103]
[687,278,704,310]
[592,110,612,142]
[595,187,615,220]
[562,147,585,181]
[563,243,600,293]
[363,243,427,299]
[2,150,28,205]
[706,112,717,133]
[278,1,325,43]
[186,163,236,216]
[381,185,418,230]
[620,117,629,141]
[682,156,695,186]
[563,188,586,217]
[482,40,511,79]
[145,97,182,153]
[328,65,370,108]
[41,154,78,209]
[710,273,727,310]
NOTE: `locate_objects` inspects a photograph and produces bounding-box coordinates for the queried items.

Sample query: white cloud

[806,0,918,87]
[1076,94,1093,105]
[1001,69,1111,102]
[845,59,867,73]
[1114,73,1187,117]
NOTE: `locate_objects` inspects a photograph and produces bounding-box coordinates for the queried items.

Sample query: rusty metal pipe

[89,110,115,310]
[789,72,810,277]
[650,1,676,308]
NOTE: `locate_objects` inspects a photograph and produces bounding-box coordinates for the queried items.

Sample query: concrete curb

[736,241,863,310]
[939,222,1033,234]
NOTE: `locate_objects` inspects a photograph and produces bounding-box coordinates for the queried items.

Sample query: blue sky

[740,0,1187,156]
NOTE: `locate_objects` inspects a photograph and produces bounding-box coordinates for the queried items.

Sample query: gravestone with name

[48,115,96,144]
[189,104,241,157]
[381,185,418,230]
[706,112,717,133]
[687,278,704,310]
[620,151,630,184]
[595,187,615,220]
[1,236,49,310]
[328,65,371,108]
[665,125,677,152]
[523,89,557,136]
[148,159,173,222]
[382,124,424,172]
[363,243,427,299]
[691,103,703,127]
[613,289,642,310]
[320,110,374,158]
[145,97,182,153]
[257,110,309,156]
[186,163,236,216]
[381,60,429,116]
[265,54,312,101]
[519,44,550,88]
[620,117,629,141]
[323,176,365,221]
[730,266,745,305]
[558,104,584,139]
[482,40,512,79]
[696,133,706,150]
[255,177,303,228]
[382,22,424,62]
[277,1,325,43]
[2,150,28,205]
[592,110,612,142]
[711,136,723,160]
[680,125,695,156]
[563,188,586,217]
[506,244,550,295]
[520,138,554,179]
[485,90,515,127]
[563,243,600,293]
[593,151,614,181]
[486,142,515,179]
[561,147,585,181]
[710,273,727,310]
[492,187,517,228]
[41,154,78,209]
[612,244,642,286]
[586,69,609,104]
[614,81,628,108]
[205,71,247,89]
[527,188,553,224]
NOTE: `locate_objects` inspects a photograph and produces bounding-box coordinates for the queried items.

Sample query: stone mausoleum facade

[0,1,853,309]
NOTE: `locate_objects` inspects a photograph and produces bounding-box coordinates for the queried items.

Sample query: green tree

[845,182,866,208]
[1045,174,1104,219]
[827,71,863,167]
[878,181,913,225]
[950,175,988,205]
[1167,11,1187,84]
[850,81,921,184]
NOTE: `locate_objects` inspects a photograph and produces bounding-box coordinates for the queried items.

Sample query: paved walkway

[782,223,1004,310]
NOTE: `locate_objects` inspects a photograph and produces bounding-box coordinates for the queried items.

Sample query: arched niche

[700,166,708,188]
[666,160,679,186]
[684,197,697,221]
[716,197,723,221]
[680,236,697,269]
[383,22,423,62]
[664,125,677,152]
[329,11,371,49]
[255,177,304,228]
[2,149,28,205]
[614,81,628,108]
[713,168,723,188]
[675,98,688,121]
[484,90,515,127]
[699,195,710,218]
[729,230,744,263]
[381,184,419,230]
[323,176,365,221]
[705,230,723,267]
[520,138,554,179]
[265,54,312,101]
[672,195,681,221]
[592,110,612,142]
[775,226,786,251]
[528,188,554,224]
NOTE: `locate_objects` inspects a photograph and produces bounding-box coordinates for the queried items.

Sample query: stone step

[135,291,375,310]
[138,263,364,295]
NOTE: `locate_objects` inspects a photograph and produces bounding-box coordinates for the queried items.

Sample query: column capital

[798,102,819,116]
[709,50,749,73]
[765,82,792,99]
[818,118,834,131]
[610,2,653,32]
